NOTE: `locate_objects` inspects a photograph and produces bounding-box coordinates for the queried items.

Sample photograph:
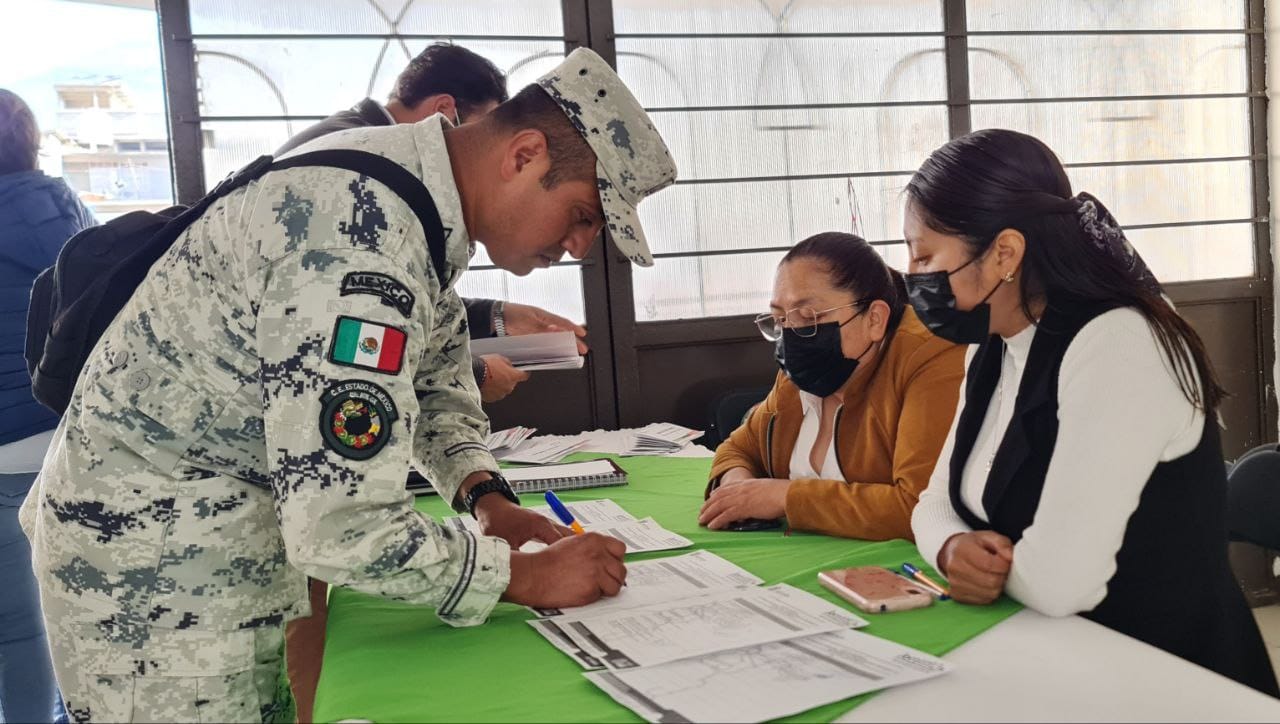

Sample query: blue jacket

[0,171,94,446]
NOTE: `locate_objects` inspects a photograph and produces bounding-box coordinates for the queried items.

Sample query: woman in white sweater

[905,128,1278,697]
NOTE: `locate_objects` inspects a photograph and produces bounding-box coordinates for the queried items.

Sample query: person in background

[699,232,964,540]
[907,128,1278,697]
[278,41,587,404]
[0,88,93,724]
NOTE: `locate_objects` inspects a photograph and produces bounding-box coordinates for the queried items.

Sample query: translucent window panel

[633,244,910,322]
[969,34,1248,99]
[612,0,942,34]
[616,37,946,108]
[639,175,912,256]
[971,98,1251,165]
[454,265,585,325]
[1127,223,1254,282]
[201,121,293,188]
[654,106,948,181]
[1065,160,1252,227]
[190,0,563,37]
[968,0,1245,31]
[196,40,564,118]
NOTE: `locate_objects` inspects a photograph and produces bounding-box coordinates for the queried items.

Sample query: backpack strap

[217,150,450,284]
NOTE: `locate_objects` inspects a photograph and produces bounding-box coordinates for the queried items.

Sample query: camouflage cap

[537,48,677,267]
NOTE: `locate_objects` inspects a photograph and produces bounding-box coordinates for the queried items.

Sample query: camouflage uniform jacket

[21,116,510,639]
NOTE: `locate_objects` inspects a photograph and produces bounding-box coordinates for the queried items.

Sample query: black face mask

[904,256,1002,345]
[775,314,873,397]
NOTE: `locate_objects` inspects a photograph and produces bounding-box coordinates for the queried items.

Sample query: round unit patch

[319,380,400,460]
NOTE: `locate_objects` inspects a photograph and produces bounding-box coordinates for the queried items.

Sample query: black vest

[948,297,1278,697]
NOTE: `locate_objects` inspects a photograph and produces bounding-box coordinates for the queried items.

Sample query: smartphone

[818,566,934,614]
[724,517,783,532]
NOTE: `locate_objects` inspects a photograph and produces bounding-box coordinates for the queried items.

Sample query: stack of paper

[470,330,584,370]
[486,426,536,454]
[445,499,692,556]
[525,549,953,723]
[533,584,868,670]
[587,629,952,723]
[623,422,704,455]
[496,437,586,465]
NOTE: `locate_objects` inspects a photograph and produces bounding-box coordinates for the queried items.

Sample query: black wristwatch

[464,474,519,518]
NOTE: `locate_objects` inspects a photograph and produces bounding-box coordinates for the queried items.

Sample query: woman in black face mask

[906,129,1277,697]
[699,233,965,541]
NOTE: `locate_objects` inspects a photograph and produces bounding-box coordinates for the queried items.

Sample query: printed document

[530,583,868,670]
[585,628,951,723]
[446,500,690,555]
[532,550,761,617]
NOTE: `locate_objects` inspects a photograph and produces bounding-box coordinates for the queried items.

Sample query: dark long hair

[905,128,1225,413]
[783,232,908,333]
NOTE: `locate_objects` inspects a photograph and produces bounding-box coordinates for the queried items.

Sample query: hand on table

[479,354,529,403]
[502,533,627,608]
[697,478,791,529]
[503,302,589,355]
[475,495,570,549]
[938,531,1014,605]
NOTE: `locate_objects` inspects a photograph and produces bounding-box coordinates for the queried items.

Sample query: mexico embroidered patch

[319,380,399,460]
[328,316,407,375]
[340,271,415,318]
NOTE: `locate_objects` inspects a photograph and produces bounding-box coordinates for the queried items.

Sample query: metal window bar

[181,33,566,41]
[611,29,1263,40]
[647,218,1267,261]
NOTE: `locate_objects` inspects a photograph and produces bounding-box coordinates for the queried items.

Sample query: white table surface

[841,609,1280,723]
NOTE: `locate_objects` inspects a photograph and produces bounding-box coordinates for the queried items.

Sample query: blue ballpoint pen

[902,563,951,599]
[544,490,585,535]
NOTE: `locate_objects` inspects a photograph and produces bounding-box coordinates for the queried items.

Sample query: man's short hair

[0,89,40,176]
[390,42,508,118]
[487,85,596,190]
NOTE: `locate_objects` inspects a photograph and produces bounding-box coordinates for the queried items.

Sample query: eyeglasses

[754,300,869,341]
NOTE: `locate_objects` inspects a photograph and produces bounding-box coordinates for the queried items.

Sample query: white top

[0,429,57,474]
[788,391,845,481]
[841,609,1280,723]
[912,307,1206,617]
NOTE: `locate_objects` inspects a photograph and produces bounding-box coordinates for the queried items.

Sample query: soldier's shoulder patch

[328,316,407,375]
[340,271,415,318]
[319,379,400,460]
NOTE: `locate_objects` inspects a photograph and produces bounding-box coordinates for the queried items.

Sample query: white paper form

[446,498,634,537]
[585,629,952,724]
[532,550,762,618]
[470,331,583,370]
[531,583,868,670]
[444,501,690,555]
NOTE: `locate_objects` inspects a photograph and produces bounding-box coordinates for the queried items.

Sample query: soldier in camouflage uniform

[21,48,676,722]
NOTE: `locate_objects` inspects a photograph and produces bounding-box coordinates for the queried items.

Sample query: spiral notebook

[406,458,627,496]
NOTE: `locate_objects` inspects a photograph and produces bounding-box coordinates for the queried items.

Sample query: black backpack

[25,148,449,415]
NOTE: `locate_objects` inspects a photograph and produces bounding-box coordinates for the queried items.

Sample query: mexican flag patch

[328,316,406,375]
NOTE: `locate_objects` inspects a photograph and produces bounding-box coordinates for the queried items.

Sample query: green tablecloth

[313,455,1021,723]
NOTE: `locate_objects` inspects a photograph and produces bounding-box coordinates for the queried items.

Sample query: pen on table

[891,568,949,600]
[544,490,585,535]
[901,563,951,599]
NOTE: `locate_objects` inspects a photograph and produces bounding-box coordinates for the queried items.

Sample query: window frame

[156,0,1274,436]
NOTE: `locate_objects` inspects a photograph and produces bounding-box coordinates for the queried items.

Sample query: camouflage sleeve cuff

[437,531,510,627]
[434,446,501,512]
